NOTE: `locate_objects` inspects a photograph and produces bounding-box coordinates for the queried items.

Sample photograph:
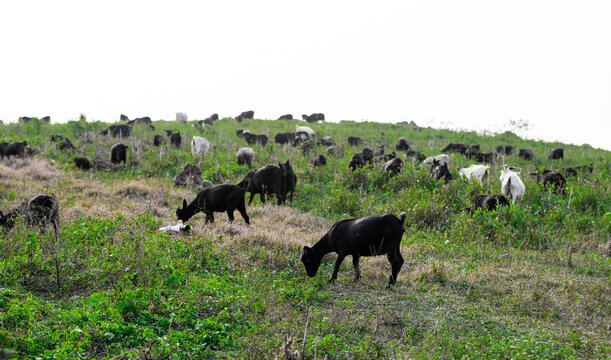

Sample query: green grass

[0,116,610,359]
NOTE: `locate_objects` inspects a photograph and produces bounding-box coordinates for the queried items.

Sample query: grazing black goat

[236,147,254,168]
[395,138,410,152]
[348,152,366,171]
[235,110,254,123]
[101,124,131,137]
[405,150,426,163]
[548,148,564,160]
[312,154,327,167]
[383,157,404,176]
[166,130,182,148]
[496,145,514,156]
[73,157,92,170]
[301,212,407,287]
[430,159,452,183]
[442,143,467,154]
[110,143,128,165]
[274,132,296,145]
[51,134,76,151]
[238,164,287,205]
[0,141,28,159]
[347,136,363,146]
[0,195,60,241]
[519,149,535,161]
[474,194,510,211]
[176,184,249,224]
[153,134,164,147]
[531,169,566,195]
[240,131,268,147]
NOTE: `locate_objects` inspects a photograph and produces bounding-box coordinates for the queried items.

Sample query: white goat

[499,165,525,204]
[176,112,188,123]
[296,126,315,137]
[423,154,452,167]
[191,136,210,156]
[457,164,490,185]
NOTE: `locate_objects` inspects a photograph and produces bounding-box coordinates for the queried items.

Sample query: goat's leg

[237,203,250,225]
[276,192,283,206]
[330,253,346,283]
[53,217,60,243]
[352,254,360,281]
[387,251,404,287]
[259,190,266,204]
[204,211,213,224]
[226,210,235,222]
[248,192,255,206]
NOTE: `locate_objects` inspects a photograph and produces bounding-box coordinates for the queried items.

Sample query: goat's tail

[398,212,407,226]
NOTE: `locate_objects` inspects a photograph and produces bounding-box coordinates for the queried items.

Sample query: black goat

[405,150,426,163]
[347,136,363,146]
[430,159,452,183]
[73,157,92,170]
[348,152,366,171]
[51,134,76,151]
[0,195,60,241]
[101,124,131,137]
[496,145,514,156]
[473,152,494,164]
[176,184,249,224]
[301,212,407,287]
[519,149,535,161]
[153,134,164,146]
[312,154,327,167]
[302,113,325,123]
[241,131,268,147]
[395,138,410,152]
[474,194,510,211]
[235,110,254,123]
[166,130,181,148]
[236,147,254,168]
[532,169,566,195]
[274,132,296,145]
[383,157,403,176]
[548,148,564,160]
[238,164,287,205]
[1,141,28,159]
[110,143,128,165]
[442,143,467,154]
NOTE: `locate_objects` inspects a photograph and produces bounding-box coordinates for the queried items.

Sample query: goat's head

[300,246,323,277]
[176,199,194,223]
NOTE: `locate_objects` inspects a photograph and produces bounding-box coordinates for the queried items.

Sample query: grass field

[0,117,609,359]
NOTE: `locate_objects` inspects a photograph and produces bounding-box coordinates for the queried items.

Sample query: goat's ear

[302,246,312,255]
[182,199,187,209]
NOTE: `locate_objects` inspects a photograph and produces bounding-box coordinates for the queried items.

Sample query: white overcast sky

[1,0,610,150]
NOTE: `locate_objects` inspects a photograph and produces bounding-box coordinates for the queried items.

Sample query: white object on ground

[159,220,192,232]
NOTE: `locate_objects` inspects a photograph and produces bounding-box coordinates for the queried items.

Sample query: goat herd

[0,115,595,287]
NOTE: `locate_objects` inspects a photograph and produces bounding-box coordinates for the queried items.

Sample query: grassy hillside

[0,117,609,359]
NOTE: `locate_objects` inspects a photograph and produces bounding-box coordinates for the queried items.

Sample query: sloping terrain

[0,117,609,359]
